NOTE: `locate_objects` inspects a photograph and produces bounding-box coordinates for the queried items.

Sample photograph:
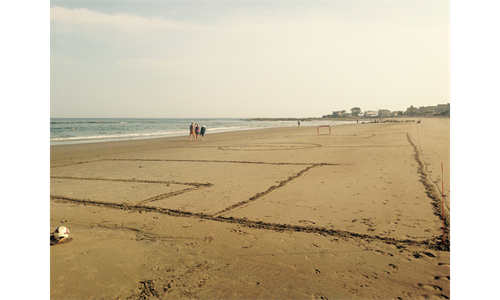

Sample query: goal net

[317,125,331,135]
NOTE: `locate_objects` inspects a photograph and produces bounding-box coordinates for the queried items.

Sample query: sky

[50,0,450,118]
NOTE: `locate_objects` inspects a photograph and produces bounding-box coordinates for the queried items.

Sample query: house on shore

[405,105,419,115]
[364,110,378,117]
[378,109,391,117]
[416,103,450,115]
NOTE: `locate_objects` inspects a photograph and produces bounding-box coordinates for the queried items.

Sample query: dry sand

[50,117,450,300]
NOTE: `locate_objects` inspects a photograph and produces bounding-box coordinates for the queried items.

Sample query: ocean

[50,118,356,145]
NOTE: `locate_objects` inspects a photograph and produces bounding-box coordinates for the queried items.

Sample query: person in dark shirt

[200,124,206,141]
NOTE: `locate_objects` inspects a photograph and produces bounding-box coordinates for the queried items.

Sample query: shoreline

[50,117,434,148]
[50,125,273,146]
[50,119,358,147]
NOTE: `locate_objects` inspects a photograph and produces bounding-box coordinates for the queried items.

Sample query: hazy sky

[50,0,449,118]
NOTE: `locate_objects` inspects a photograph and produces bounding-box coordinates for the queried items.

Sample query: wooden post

[442,162,445,244]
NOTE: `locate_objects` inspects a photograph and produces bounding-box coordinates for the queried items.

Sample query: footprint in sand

[433,276,450,281]
[417,283,442,291]
[422,251,437,258]
[230,229,250,235]
[413,251,437,259]
[299,220,315,225]
[438,263,450,267]
[374,250,394,257]
[420,294,449,300]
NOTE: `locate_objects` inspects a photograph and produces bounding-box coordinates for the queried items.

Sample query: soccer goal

[317,125,331,135]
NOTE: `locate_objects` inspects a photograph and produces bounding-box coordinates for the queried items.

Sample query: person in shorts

[189,122,195,141]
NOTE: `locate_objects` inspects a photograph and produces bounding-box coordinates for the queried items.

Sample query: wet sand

[50,117,450,299]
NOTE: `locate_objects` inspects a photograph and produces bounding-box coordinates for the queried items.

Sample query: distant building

[435,103,450,113]
[378,109,391,117]
[417,103,450,114]
[323,103,448,119]
[405,105,418,115]
[418,106,435,114]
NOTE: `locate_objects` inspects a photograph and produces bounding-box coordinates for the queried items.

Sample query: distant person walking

[298,120,300,127]
[189,122,195,141]
[195,124,200,141]
[200,124,206,141]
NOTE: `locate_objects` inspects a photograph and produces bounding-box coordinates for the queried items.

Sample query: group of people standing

[189,122,206,141]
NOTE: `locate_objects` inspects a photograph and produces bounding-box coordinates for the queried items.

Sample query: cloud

[50,6,192,32]
[116,58,183,69]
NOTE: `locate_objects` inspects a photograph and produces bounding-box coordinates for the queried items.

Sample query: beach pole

[441,162,445,244]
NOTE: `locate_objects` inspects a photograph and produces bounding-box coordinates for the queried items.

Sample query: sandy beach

[50,117,450,299]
